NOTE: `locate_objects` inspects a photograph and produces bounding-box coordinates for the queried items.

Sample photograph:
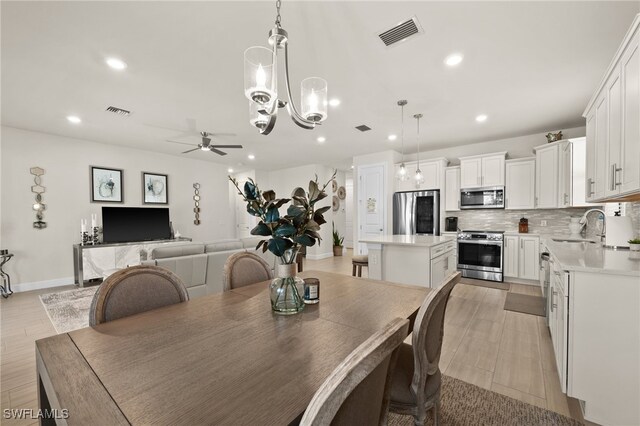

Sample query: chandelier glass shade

[396,100,409,181]
[243,0,327,135]
[414,113,425,188]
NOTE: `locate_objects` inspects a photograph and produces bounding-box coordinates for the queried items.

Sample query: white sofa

[141,238,277,298]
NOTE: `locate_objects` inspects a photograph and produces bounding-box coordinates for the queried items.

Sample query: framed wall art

[90,166,123,203]
[142,172,168,204]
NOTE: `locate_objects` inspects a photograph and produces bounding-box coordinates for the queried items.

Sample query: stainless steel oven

[460,186,504,209]
[457,230,504,282]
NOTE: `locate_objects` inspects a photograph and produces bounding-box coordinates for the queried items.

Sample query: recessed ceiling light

[328,99,341,107]
[66,115,81,124]
[350,165,355,169]
[248,154,255,160]
[227,168,234,173]
[475,114,488,123]
[445,53,463,67]
[388,134,397,141]
[317,136,326,143]
[106,57,127,70]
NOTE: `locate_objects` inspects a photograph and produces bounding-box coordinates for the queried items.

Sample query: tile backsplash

[625,202,640,237]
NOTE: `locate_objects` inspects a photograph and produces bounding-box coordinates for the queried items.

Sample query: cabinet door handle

[586,178,595,197]
[615,164,622,187]
[564,193,568,204]
[506,198,508,209]
[610,164,616,191]
[521,239,523,249]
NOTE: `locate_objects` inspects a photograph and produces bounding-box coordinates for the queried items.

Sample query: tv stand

[73,237,192,287]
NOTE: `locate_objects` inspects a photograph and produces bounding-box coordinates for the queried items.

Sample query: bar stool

[352,255,368,277]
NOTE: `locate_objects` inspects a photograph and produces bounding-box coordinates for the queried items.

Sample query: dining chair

[388,272,461,426]
[89,265,189,326]
[300,317,410,426]
[223,251,273,291]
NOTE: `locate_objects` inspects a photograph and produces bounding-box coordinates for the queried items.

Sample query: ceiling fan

[166,131,242,156]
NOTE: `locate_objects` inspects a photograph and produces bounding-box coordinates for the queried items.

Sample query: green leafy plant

[229,171,336,258]
[628,238,640,244]
[332,221,344,247]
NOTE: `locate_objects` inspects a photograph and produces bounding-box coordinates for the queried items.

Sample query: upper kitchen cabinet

[534,143,559,208]
[394,158,448,192]
[583,15,640,201]
[445,166,461,211]
[459,152,506,189]
[505,158,535,209]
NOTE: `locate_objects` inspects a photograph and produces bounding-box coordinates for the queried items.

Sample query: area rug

[460,277,510,291]
[388,375,582,426]
[504,293,546,317]
[39,286,98,334]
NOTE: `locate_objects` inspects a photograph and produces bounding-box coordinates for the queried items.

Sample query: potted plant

[229,171,335,315]
[332,222,344,257]
[628,238,640,252]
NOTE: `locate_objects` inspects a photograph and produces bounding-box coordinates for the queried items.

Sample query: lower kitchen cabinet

[504,234,539,281]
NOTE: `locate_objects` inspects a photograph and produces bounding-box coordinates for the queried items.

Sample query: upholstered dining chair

[388,272,461,426]
[300,317,409,426]
[89,265,189,327]
[223,251,273,291]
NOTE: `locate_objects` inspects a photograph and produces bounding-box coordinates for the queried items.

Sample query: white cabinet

[430,245,456,289]
[583,16,640,201]
[445,166,460,211]
[549,262,568,393]
[395,163,417,192]
[535,144,559,209]
[559,142,572,207]
[504,234,539,281]
[459,152,506,189]
[505,158,535,209]
[394,158,448,192]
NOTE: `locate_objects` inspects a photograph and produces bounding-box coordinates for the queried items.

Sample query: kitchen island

[362,234,457,288]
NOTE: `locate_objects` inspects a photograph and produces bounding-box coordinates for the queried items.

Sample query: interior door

[344,178,354,248]
[358,164,386,255]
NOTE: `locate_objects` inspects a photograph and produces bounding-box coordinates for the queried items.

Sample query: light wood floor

[0,249,585,425]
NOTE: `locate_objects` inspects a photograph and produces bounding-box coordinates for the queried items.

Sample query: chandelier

[396,100,409,181]
[244,0,328,135]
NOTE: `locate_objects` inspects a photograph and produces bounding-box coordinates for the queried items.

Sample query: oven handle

[457,240,503,246]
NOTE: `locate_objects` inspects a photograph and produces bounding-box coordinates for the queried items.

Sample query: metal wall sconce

[30,167,46,229]
[193,183,201,225]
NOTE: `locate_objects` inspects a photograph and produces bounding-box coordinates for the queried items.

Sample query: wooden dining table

[36,270,430,425]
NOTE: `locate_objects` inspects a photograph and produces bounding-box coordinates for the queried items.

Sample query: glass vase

[270,247,305,315]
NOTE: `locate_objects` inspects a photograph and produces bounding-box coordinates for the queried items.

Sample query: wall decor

[332,179,338,193]
[142,172,168,204]
[193,183,201,225]
[30,166,47,229]
[91,166,123,203]
[546,130,563,143]
[332,195,339,212]
[337,186,346,200]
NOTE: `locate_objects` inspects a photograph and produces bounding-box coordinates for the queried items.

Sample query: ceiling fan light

[301,77,328,122]
[244,46,277,105]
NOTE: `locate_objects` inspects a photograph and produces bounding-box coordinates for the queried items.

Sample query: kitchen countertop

[361,234,455,247]
[542,235,640,277]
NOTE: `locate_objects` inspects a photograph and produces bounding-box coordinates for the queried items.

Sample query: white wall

[1,126,233,289]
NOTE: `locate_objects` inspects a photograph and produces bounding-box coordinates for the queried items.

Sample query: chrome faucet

[579,209,606,243]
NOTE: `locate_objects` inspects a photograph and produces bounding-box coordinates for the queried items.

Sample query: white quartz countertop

[361,234,455,247]
[542,235,640,277]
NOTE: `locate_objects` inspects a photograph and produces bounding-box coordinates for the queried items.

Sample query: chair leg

[357,265,362,277]
[432,401,441,426]
[352,264,356,276]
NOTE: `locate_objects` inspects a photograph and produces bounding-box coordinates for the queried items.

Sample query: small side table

[0,253,14,298]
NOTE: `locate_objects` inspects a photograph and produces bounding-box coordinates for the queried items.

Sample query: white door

[504,236,519,278]
[421,161,439,190]
[605,68,622,198]
[358,164,386,255]
[345,178,354,248]
[594,93,609,199]
[460,158,482,189]
[620,31,640,194]
[536,145,559,209]
[481,155,505,186]
[505,160,535,210]
[519,236,540,280]
[445,167,460,211]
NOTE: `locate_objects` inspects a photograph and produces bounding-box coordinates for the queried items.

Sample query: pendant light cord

[275,0,282,28]
[401,104,405,162]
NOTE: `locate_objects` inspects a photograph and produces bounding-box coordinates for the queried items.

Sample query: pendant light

[396,100,409,181]
[244,0,328,135]
[414,113,425,188]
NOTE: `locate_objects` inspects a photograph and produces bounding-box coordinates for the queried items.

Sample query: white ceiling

[2,1,638,172]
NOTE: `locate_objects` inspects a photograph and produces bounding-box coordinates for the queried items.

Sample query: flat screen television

[102,207,171,243]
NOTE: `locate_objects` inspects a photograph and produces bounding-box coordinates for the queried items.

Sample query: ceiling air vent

[378,16,424,47]
[355,125,372,132]
[105,106,131,116]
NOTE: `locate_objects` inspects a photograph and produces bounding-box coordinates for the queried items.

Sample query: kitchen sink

[552,238,597,244]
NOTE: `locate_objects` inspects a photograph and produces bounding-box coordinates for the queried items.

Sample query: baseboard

[504,277,539,286]
[12,276,75,293]
[306,252,333,260]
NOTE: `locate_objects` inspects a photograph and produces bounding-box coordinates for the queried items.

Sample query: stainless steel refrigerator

[392,190,440,235]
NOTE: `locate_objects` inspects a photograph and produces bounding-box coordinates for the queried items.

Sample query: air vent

[105,106,131,116]
[355,125,372,132]
[378,16,423,47]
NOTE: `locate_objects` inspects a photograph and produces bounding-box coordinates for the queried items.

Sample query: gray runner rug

[39,286,98,333]
[504,292,546,317]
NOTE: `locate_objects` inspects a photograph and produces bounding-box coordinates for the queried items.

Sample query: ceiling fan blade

[182,147,201,154]
[211,145,243,149]
[166,139,197,146]
[209,147,227,156]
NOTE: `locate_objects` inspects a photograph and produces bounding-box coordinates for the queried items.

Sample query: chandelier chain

[275,0,282,27]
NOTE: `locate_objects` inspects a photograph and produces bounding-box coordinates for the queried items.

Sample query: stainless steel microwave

[460,186,505,210]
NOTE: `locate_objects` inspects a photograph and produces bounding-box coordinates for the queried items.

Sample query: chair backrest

[223,251,273,291]
[411,272,461,398]
[300,318,410,426]
[89,265,189,326]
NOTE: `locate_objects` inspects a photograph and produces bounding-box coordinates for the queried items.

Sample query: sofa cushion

[151,243,205,259]
[205,240,243,253]
[205,249,246,295]
[154,253,208,289]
